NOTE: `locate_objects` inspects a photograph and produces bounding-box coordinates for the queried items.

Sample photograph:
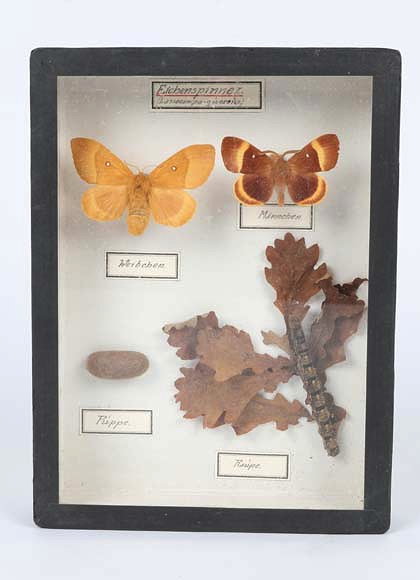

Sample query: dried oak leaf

[163,311,219,360]
[196,325,292,382]
[265,233,329,319]
[175,363,293,428]
[233,393,311,435]
[309,277,367,371]
[261,329,293,357]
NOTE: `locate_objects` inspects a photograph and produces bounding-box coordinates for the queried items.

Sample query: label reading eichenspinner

[151,81,263,111]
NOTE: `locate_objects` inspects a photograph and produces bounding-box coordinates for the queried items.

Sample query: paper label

[81,409,153,434]
[151,81,263,111]
[239,203,314,230]
[217,452,289,479]
[106,252,179,279]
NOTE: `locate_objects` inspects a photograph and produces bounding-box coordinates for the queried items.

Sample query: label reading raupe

[239,203,314,230]
[81,409,153,434]
[152,81,263,111]
[217,452,289,479]
[106,252,179,279]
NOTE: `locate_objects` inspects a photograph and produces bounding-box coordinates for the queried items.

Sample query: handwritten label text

[106,252,179,279]
[81,409,153,434]
[217,452,289,479]
[239,202,313,230]
[152,81,263,110]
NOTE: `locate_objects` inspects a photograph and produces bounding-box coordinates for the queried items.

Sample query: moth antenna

[125,161,141,173]
[281,149,300,159]
[141,164,157,173]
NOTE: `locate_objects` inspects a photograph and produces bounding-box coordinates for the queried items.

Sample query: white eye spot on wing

[251,154,256,159]
[171,165,177,171]
[105,161,111,166]
[305,153,310,158]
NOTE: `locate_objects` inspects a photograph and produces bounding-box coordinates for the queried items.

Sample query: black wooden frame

[31,47,401,533]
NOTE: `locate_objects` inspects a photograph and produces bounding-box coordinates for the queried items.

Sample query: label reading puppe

[81,409,153,434]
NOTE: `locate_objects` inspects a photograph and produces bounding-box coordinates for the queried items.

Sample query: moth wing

[71,138,133,185]
[221,136,272,174]
[149,188,197,227]
[287,173,327,206]
[81,185,129,221]
[149,145,215,189]
[234,174,274,206]
[287,134,339,174]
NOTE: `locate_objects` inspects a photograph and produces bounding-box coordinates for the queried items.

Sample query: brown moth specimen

[164,235,366,458]
[71,138,215,235]
[221,134,339,206]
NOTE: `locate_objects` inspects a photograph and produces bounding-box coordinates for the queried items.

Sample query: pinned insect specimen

[264,235,365,455]
[86,351,149,379]
[71,138,215,235]
[221,134,339,206]
[164,235,366,457]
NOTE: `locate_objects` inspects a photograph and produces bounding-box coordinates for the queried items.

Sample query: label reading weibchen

[151,81,263,111]
[106,252,179,279]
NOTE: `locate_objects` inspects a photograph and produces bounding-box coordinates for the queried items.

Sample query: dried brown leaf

[196,325,292,382]
[261,330,293,357]
[175,363,293,428]
[265,233,329,319]
[233,393,311,435]
[309,278,367,370]
[163,311,219,360]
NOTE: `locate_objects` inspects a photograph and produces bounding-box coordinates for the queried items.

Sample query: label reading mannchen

[152,81,263,111]
[106,252,179,279]
[239,203,313,230]
[217,452,289,480]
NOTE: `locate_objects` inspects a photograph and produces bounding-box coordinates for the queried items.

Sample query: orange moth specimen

[221,134,339,206]
[71,138,215,235]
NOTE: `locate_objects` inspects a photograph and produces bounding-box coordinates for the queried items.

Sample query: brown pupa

[86,351,149,380]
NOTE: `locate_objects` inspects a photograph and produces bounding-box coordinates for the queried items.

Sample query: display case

[31,47,400,533]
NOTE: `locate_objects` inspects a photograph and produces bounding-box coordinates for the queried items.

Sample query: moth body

[271,154,290,205]
[127,173,151,235]
[273,154,289,180]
